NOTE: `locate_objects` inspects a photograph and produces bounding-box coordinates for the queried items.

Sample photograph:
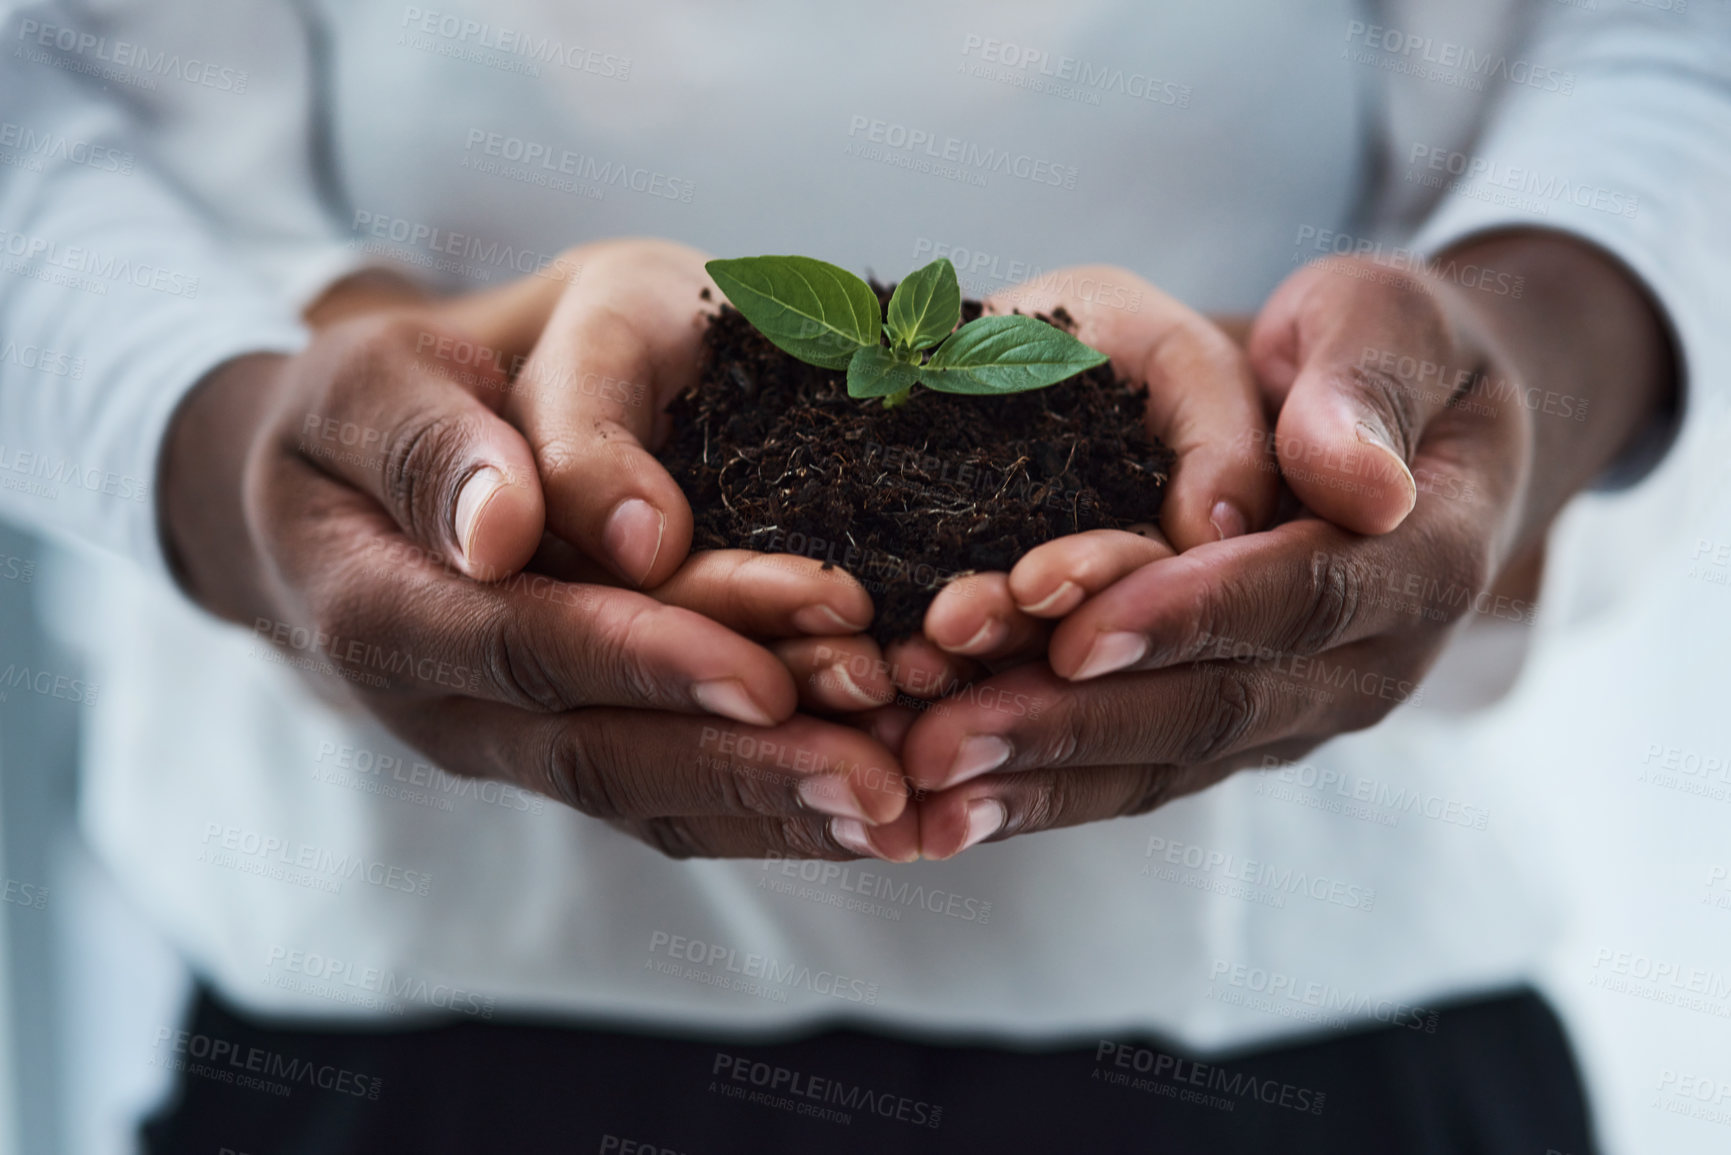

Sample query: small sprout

[705,255,1108,408]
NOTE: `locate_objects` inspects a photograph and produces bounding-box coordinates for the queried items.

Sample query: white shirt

[3,0,1728,1075]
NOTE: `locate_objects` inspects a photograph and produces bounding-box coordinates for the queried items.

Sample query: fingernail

[792,603,869,634]
[692,678,777,727]
[798,774,872,822]
[832,817,896,861]
[453,466,505,566]
[1209,500,1248,542]
[946,734,1011,787]
[1071,631,1147,681]
[941,617,1005,657]
[822,663,887,709]
[603,497,665,586]
[958,799,1006,853]
[1017,580,1082,617]
[1354,422,1418,512]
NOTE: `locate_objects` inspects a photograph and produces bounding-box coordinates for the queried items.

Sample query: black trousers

[143,985,1596,1155]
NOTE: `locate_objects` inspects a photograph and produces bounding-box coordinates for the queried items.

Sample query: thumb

[1247,261,1463,535]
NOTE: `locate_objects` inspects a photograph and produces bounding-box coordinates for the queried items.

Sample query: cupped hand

[160,244,922,862]
[900,251,1542,858]
[908,264,1279,688]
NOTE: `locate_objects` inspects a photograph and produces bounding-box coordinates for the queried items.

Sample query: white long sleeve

[0,5,308,575]
[1397,3,1731,483]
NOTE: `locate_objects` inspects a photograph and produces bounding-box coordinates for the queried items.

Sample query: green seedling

[705,254,1108,408]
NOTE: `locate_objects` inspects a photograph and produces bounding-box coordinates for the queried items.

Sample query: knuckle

[1175,669,1260,764]
[1016,776,1067,835]
[1119,764,1180,818]
[483,612,578,712]
[1347,364,1424,460]
[634,818,707,860]
[384,409,475,546]
[1292,547,1365,653]
[544,723,629,821]
[781,819,851,861]
[610,608,674,703]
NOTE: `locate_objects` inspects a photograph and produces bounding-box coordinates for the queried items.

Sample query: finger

[291,315,545,581]
[505,240,715,587]
[266,466,800,725]
[1005,529,1175,619]
[775,637,898,713]
[616,806,922,862]
[849,703,921,756]
[385,699,908,826]
[882,636,976,699]
[900,658,1360,793]
[1247,260,1465,535]
[921,572,1048,664]
[917,762,1235,860]
[650,550,872,639]
[984,268,1278,551]
[1045,501,1490,683]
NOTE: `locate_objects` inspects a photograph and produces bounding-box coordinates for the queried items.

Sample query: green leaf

[884,257,961,353]
[924,314,1109,395]
[705,256,881,370]
[847,344,921,400]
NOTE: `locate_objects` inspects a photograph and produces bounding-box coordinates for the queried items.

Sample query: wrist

[159,351,289,625]
[1436,229,1676,555]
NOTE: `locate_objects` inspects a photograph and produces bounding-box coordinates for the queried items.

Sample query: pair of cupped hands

[165,236,1543,863]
